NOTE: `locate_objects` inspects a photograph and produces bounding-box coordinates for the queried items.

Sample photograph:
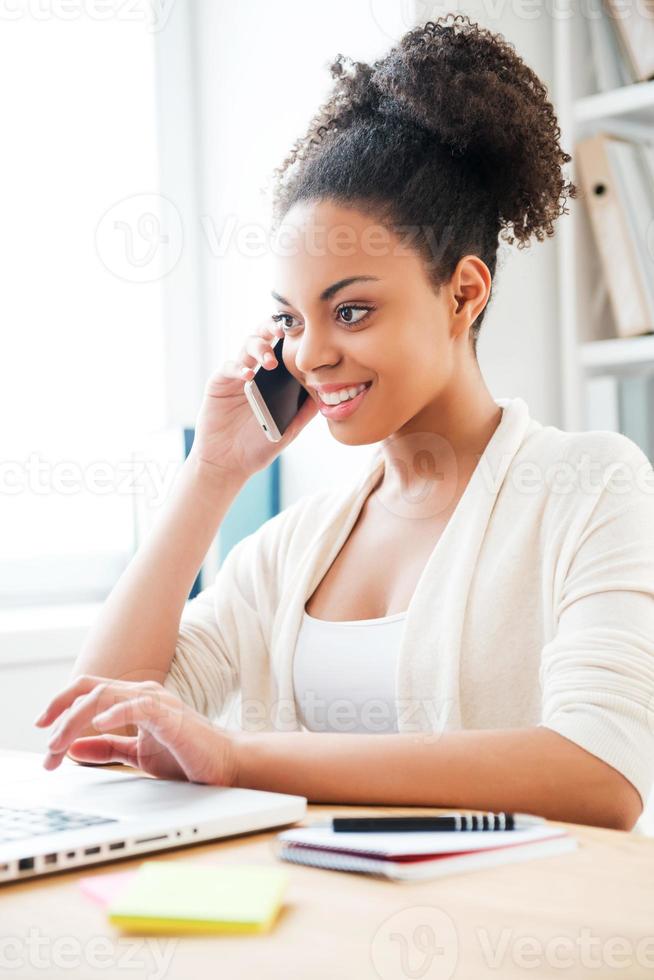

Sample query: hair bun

[366,15,575,244]
[272,12,576,269]
[370,17,527,158]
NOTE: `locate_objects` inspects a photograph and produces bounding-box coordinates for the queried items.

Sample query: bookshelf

[553,5,654,432]
[575,79,654,127]
[581,335,654,373]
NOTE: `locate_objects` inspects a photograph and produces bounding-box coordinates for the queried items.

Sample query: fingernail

[33,712,45,726]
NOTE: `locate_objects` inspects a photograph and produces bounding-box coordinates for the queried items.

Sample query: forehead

[271,199,424,300]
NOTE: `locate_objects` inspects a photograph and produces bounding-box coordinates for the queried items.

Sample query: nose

[292,323,341,377]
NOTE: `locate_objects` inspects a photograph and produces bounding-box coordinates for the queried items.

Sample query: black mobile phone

[243,335,310,443]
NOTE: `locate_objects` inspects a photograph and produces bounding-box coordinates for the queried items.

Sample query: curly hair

[270,14,577,356]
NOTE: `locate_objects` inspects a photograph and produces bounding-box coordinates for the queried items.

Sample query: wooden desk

[2,793,654,979]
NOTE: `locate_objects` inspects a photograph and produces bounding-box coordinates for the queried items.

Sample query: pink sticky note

[79,870,137,907]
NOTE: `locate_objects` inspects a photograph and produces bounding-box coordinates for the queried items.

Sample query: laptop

[0,750,307,884]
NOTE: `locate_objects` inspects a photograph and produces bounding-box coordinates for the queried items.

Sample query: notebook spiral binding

[277,845,396,880]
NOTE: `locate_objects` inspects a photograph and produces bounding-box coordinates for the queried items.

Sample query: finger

[34,674,108,728]
[263,320,286,342]
[255,316,285,341]
[244,335,279,369]
[220,358,250,381]
[67,735,139,767]
[92,695,182,743]
[204,360,256,391]
[45,682,161,768]
[92,697,196,776]
[236,320,284,377]
[96,696,234,786]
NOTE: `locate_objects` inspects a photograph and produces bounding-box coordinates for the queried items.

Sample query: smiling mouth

[314,381,373,420]
[314,381,372,405]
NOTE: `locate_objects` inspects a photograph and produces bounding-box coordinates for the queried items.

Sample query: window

[0,13,166,606]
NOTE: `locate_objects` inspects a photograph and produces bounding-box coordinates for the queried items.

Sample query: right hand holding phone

[188,318,318,482]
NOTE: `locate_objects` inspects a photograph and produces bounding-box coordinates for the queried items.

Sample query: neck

[374,368,503,519]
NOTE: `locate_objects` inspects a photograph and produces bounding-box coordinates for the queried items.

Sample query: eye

[271,304,374,332]
[336,304,373,326]
[271,313,298,331]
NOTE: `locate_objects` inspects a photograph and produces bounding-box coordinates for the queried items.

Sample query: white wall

[0,605,103,752]
[443,0,561,428]
[191,0,561,509]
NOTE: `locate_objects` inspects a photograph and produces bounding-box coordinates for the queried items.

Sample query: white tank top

[292,608,407,734]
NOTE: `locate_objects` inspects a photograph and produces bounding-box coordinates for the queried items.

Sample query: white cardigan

[164,396,654,808]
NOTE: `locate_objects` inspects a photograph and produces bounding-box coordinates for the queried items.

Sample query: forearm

[234,726,643,831]
[73,454,244,686]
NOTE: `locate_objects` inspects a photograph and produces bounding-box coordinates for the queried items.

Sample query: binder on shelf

[575,133,654,340]
[588,6,638,92]
[604,138,654,325]
[604,0,654,84]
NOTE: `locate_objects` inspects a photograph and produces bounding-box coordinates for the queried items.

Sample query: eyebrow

[271,275,381,307]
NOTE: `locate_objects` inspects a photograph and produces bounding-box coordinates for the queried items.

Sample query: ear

[449,255,491,337]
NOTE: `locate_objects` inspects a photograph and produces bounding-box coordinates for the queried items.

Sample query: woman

[36,16,654,830]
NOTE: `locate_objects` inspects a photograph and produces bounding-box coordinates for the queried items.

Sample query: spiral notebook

[275,821,577,881]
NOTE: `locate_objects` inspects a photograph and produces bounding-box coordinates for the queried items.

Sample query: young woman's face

[271,198,476,446]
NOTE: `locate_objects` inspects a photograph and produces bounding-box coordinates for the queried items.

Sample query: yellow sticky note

[106,861,288,935]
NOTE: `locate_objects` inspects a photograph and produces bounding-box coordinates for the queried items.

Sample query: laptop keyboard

[0,805,117,843]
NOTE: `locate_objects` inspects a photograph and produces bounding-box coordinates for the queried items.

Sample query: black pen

[331,812,545,833]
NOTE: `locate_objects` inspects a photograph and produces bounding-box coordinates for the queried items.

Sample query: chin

[326,421,389,447]
[329,432,378,447]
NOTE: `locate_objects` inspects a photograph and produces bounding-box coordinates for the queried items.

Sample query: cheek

[374,337,427,383]
[374,340,446,408]
[394,324,447,379]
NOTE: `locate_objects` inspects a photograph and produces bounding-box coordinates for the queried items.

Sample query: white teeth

[319,383,368,406]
